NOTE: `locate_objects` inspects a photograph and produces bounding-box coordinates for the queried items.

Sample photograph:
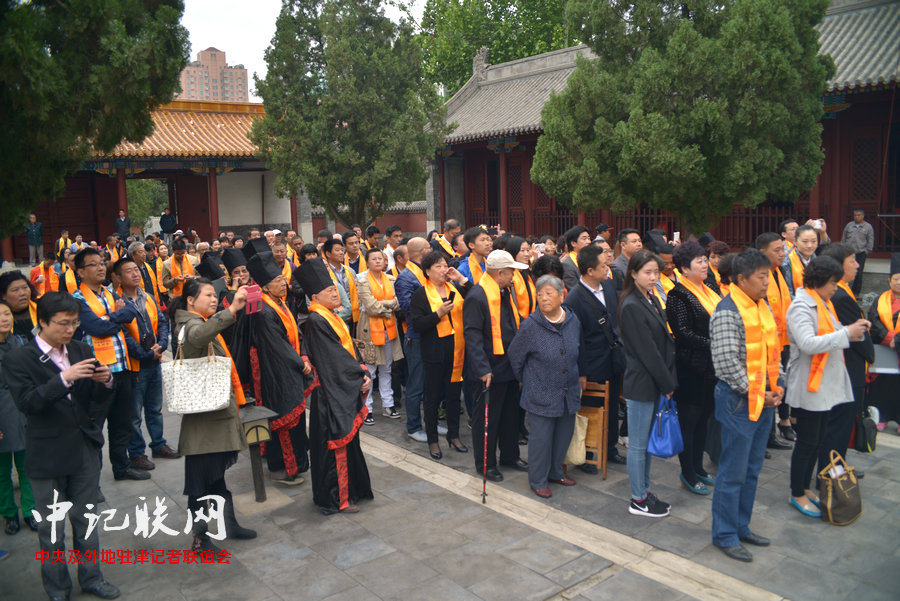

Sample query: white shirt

[384,244,397,271]
[579,277,606,308]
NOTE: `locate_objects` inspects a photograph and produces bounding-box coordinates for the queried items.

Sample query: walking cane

[479,382,490,504]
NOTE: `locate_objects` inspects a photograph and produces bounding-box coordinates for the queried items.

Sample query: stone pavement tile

[579,569,687,601]
[263,554,361,601]
[466,561,562,601]
[383,523,470,561]
[342,499,428,540]
[281,511,372,548]
[438,540,540,589]
[633,516,714,558]
[311,532,396,570]
[496,531,586,574]
[377,479,446,504]
[451,512,533,549]
[176,567,279,601]
[846,582,900,601]
[417,489,487,522]
[539,480,621,517]
[543,553,613,588]
[383,575,484,601]
[320,585,384,601]
[346,550,439,598]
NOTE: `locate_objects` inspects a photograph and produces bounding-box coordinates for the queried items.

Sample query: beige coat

[162,254,200,291]
[356,270,404,365]
[173,309,247,456]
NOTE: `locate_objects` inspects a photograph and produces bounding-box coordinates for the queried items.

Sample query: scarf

[512,270,536,319]
[38,264,59,297]
[788,249,809,292]
[710,266,730,296]
[730,285,781,421]
[309,301,357,359]
[804,288,838,393]
[766,267,792,348]
[660,273,677,295]
[344,252,367,273]
[106,245,120,263]
[680,277,721,316]
[405,261,427,286]
[118,288,159,372]
[262,293,300,354]
[79,283,128,366]
[437,236,456,257]
[186,310,246,406]
[64,269,78,293]
[327,264,359,322]
[57,237,72,254]
[876,290,900,335]
[478,274,519,354]
[468,254,485,284]
[366,271,398,345]
[837,280,857,303]
[567,252,579,269]
[424,280,465,381]
[170,256,194,296]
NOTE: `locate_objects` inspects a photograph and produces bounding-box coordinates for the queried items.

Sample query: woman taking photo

[785,256,869,518]
[169,278,257,550]
[409,251,471,459]
[508,275,582,498]
[356,248,403,424]
[666,241,721,495]
[619,249,677,517]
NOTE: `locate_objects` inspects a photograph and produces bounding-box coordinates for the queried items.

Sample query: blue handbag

[647,394,684,458]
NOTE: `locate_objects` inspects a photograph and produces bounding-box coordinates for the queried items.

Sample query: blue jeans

[129,364,166,457]
[711,381,773,547]
[626,398,658,500]
[404,338,424,434]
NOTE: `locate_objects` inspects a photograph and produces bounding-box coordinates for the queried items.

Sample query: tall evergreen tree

[252,0,451,227]
[531,0,835,232]
[0,0,189,238]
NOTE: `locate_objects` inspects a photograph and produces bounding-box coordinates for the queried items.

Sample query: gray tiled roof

[443,1,897,144]
[818,0,899,92]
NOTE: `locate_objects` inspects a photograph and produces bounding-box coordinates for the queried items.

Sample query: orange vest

[79,283,129,366]
[366,271,399,346]
[169,256,194,296]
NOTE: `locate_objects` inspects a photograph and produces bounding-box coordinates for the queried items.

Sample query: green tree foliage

[419,0,573,97]
[531,0,835,232]
[127,179,169,236]
[252,0,451,226]
[0,0,189,238]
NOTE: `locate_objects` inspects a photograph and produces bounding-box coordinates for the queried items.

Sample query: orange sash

[56,237,72,254]
[836,280,857,303]
[788,249,807,292]
[437,236,456,257]
[710,267,730,296]
[309,301,357,359]
[344,252,367,273]
[405,261,427,286]
[34,264,59,297]
[327,264,359,322]
[876,291,900,335]
[106,245,120,263]
[78,283,128,366]
[135,262,161,305]
[118,288,159,372]
[63,269,78,293]
[154,258,167,294]
[804,288,839,392]
[366,271,398,345]
[187,310,246,406]
[512,270,536,318]
[468,254,485,284]
[660,273,676,295]
[279,260,292,283]
[567,252,579,270]
[170,256,194,296]
[680,277,721,316]
[424,280,465,381]
[731,285,781,421]
[478,274,520,355]
[767,267,792,348]
[262,293,300,354]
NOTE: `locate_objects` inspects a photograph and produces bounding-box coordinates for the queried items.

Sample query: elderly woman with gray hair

[508,275,584,498]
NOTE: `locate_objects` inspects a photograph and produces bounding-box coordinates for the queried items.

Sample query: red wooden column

[577,211,587,226]
[499,150,509,228]
[208,167,220,236]
[1,239,13,264]
[116,168,128,212]
[290,194,298,232]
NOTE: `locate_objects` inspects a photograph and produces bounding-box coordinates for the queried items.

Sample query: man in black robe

[231,248,311,485]
[296,258,373,514]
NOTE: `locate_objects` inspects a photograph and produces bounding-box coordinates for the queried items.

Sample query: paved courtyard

[1,395,899,601]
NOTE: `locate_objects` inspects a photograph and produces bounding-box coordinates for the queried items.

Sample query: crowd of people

[0,208,898,598]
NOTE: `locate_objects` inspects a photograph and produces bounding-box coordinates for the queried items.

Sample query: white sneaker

[383,407,400,419]
[408,430,427,443]
[437,424,448,436]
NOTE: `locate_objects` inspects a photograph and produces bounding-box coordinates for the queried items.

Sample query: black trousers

[675,375,715,482]
[818,394,861,476]
[472,380,520,470]
[423,360,462,444]
[852,252,866,296]
[777,347,791,422]
[790,407,830,497]
[104,371,137,476]
[391,356,407,406]
[188,477,227,537]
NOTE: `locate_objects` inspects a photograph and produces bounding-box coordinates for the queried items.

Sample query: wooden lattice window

[851,137,880,202]
[508,165,523,208]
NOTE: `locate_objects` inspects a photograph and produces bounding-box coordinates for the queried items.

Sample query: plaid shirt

[710,298,784,395]
[72,289,128,373]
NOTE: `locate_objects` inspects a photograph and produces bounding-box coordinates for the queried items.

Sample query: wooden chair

[579,381,610,479]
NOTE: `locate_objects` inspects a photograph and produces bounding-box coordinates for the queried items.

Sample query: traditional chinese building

[430,0,899,259]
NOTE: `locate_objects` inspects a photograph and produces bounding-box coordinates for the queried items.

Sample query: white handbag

[162,326,233,415]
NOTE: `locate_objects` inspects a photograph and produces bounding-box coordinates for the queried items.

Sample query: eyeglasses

[82,262,104,269]
[50,320,80,330]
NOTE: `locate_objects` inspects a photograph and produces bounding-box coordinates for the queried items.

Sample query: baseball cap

[273,228,282,235]
[485,249,529,270]
[596,223,612,234]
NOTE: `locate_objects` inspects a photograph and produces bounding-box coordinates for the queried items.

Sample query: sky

[181,0,426,102]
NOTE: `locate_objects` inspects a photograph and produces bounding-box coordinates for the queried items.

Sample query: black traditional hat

[195,254,226,280]
[242,237,271,261]
[891,252,900,276]
[295,257,335,296]
[643,231,674,255]
[221,248,247,274]
[697,232,715,248]
[246,251,282,287]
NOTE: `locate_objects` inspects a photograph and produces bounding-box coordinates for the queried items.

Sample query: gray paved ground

[1,390,898,600]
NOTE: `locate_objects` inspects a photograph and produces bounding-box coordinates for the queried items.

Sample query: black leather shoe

[114,467,151,481]
[767,436,792,450]
[48,595,70,601]
[778,424,797,441]
[477,467,503,482]
[96,487,106,504]
[856,469,865,479]
[502,458,528,472]
[24,516,39,532]
[764,451,772,459]
[578,463,599,474]
[82,580,121,599]
[740,532,770,547]
[609,454,627,465]
[4,515,19,535]
[718,544,753,562]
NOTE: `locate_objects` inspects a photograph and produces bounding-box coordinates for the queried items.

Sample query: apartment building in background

[177,47,249,102]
